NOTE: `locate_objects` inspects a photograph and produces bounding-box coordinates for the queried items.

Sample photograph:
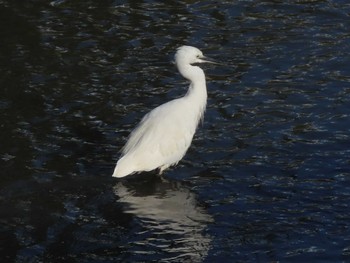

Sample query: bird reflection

[114,175,212,262]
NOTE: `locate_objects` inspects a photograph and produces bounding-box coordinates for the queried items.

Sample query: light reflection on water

[114,176,212,262]
[1,0,350,262]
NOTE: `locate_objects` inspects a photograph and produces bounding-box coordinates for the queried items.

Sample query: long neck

[178,64,207,96]
[186,69,207,103]
[178,64,208,121]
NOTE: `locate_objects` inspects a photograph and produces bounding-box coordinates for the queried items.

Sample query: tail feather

[112,156,137,178]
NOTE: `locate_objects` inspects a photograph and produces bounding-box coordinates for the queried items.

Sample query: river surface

[1,0,350,262]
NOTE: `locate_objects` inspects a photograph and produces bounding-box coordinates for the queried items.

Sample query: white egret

[112,46,215,178]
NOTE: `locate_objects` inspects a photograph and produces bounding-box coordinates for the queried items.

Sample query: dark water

[1,0,350,262]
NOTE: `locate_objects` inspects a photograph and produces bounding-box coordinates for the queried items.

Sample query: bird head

[175,46,217,66]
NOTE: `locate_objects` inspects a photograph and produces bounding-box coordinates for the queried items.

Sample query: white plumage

[112,46,214,178]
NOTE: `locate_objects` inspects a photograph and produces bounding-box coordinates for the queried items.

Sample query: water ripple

[1,0,350,262]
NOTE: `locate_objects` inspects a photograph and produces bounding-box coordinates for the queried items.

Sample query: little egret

[112,46,215,178]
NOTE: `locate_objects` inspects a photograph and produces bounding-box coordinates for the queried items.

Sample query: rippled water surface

[1,0,350,262]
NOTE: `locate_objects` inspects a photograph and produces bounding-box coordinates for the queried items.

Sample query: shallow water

[1,0,350,262]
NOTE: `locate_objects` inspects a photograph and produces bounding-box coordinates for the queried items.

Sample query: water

[1,0,350,262]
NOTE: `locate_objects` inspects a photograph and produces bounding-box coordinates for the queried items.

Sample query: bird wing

[121,98,197,166]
